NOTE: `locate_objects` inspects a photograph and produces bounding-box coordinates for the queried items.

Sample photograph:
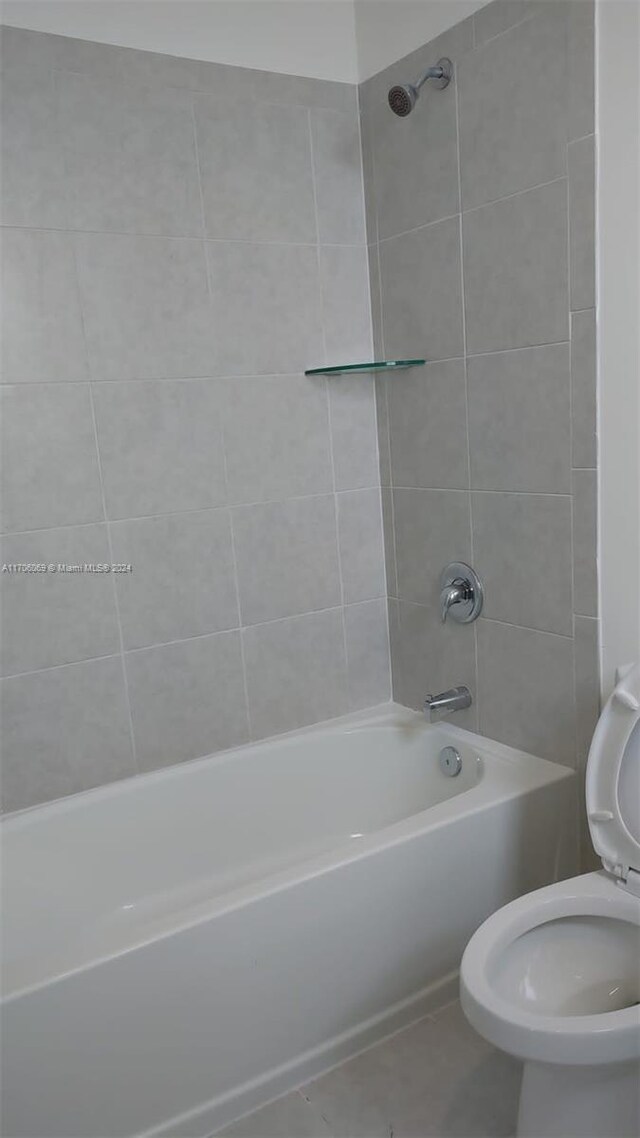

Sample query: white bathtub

[1,704,576,1138]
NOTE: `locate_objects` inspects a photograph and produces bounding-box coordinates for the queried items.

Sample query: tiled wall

[0,6,602,839]
[0,25,390,812]
[362,0,599,860]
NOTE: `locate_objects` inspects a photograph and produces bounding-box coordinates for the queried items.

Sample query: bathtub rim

[1,703,576,1004]
[2,699,568,826]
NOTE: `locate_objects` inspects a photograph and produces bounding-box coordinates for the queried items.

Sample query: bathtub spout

[424,686,472,723]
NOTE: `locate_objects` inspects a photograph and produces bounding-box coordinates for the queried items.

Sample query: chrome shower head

[387,57,452,116]
[387,83,418,117]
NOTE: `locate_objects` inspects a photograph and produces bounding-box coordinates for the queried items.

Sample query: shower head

[387,57,452,116]
[387,83,419,117]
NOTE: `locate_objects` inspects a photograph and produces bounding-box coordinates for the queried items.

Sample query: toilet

[460,663,640,1138]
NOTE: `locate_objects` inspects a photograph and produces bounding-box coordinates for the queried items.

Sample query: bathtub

[1,703,576,1138]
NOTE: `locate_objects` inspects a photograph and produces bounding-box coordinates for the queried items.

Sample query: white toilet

[460,663,640,1138]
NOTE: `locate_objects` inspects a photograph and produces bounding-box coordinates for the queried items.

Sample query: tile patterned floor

[217,1000,522,1138]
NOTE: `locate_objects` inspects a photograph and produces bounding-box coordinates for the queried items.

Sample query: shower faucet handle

[440,579,470,622]
[439,563,483,624]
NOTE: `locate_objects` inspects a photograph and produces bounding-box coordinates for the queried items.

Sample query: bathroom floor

[216,1000,522,1138]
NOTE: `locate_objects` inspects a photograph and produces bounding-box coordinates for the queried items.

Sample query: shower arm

[414,65,447,92]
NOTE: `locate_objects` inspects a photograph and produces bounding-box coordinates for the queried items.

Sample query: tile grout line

[1,598,391,683]
[1,488,578,544]
[392,487,573,498]
[189,86,208,243]
[1,489,386,538]
[224,504,253,744]
[87,382,139,774]
[308,105,351,711]
[466,339,570,359]
[362,0,540,116]
[453,56,480,729]
[388,603,576,644]
[0,223,367,251]
[0,342,575,388]
[469,5,543,55]
[2,651,124,684]
[364,90,400,676]
[375,175,569,248]
[358,91,393,700]
[191,104,254,744]
[50,65,357,118]
[377,209,461,245]
[69,227,139,773]
[566,137,579,768]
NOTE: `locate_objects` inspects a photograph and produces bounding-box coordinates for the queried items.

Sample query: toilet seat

[586,662,640,894]
[460,664,640,1069]
[460,871,640,1065]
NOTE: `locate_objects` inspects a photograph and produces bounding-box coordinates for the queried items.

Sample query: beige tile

[56,72,202,236]
[345,599,391,711]
[0,64,67,228]
[117,44,201,90]
[574,616,601,871]
[390,599,477,727]
[194,96,316,243]
[206,241,323,377]
[311,108,366,245]
[76,233,216,381]
[1,384,102,533]
[303,1002,520,1137]
[1,229,88,383]
[393,489,472,608]
[361,120,378,247]
[371,67,459,239]
[380,217,464,363]
[375,376,391,487]
[1,525,120,676]
[250,71,357,114]
[93,379,227,520]
[218,1091,333,1138]
[243,609,348,739]
[472,492,573,635]
[388,359,468,490]
[358,19,474,113]
[1,657,134,812]
[368,245,384,356]
[337,490,386,604]
[233,496,341,626]
[458,5,566,210]
[319,246,372,367]
[567,0,595,143]
[381,488,397,596]
[571,309,597,471]
[463,179,568,353]
[0,25,57,75]
[467,344,570,493]
[110,509,238,650]
[222,376,333,505]
[568,134,595,312]
[572,469,597,617]
[328,375,380,492]
[472,1,544,48]
[54,34,122,79]
[574,615,600,769]
[126,632,249,771]
[477,619,576,765]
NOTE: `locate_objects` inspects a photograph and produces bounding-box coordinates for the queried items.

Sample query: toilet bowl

[460,663,640,1138]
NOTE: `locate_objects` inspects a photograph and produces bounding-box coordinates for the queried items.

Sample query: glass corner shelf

[304,359,425,377]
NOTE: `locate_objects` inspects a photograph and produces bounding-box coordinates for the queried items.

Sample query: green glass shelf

[304,359,425,377]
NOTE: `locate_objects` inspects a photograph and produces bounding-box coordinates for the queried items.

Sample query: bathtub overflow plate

[439,746,462,777]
